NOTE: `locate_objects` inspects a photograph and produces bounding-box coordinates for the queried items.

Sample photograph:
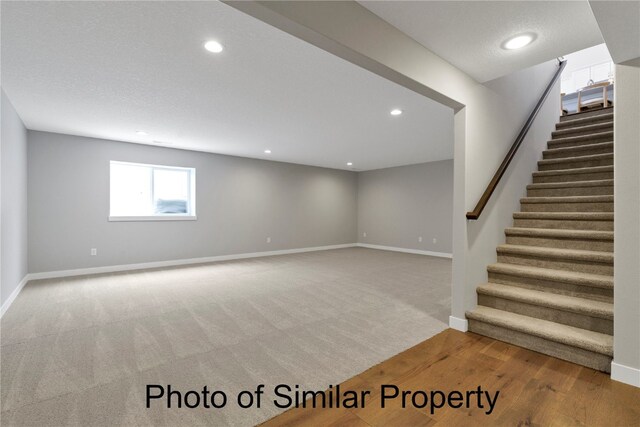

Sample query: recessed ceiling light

[204,40,224,53]
[347,162,353,166]
[502,34,535,50]
[136,131,148,136]
[390,109,403,116]
[264,149,271,154]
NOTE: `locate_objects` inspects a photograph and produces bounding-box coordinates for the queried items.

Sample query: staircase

[466,107,614,373]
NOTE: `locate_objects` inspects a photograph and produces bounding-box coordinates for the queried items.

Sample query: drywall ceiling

[359,1,604,82]
[0,1,453,171]
[589,1,640,67]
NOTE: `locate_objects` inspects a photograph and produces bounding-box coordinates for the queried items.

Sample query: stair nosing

[548,130,613,143]
[544,141,613,155]
[520,195,613,204]
[556,117,614,130]
[538,152,613,165]
[513,212,614,220]
[466,306,613,356]
[553,121,613,136]
[559,108,614,123]
[477,282,613,319]
[496,244,613,264]
[533,165,613,177]
[527,179,613,190]
[505,227,613,240]
[487,262,613,289]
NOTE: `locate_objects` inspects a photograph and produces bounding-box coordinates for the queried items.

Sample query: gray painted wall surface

[1,89,28,308]
[27,131,358,273]
[613,64,640,377]
[357,160,453,253]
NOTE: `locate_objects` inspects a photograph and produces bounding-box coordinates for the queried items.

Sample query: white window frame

[109,160,196,222]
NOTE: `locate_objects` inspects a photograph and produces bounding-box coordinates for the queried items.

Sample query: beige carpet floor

[0,247,451,426]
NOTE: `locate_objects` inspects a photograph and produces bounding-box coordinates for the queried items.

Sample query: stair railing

[466,59,567,220]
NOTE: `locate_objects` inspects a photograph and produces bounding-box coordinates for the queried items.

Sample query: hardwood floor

[263,329,640,426]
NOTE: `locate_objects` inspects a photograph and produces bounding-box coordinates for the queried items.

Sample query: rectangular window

[109,161,196,221]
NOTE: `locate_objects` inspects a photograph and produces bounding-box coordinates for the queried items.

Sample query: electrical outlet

[363,232,367,238]
[418,236,423,243]
[91,248,97,256]
[432,238,437,244]
[266,237,271,243]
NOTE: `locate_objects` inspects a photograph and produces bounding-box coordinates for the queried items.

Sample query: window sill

[108,215,197,222]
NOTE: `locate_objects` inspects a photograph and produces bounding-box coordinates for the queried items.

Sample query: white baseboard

[611,361,640,388]
[6,242,449,318]
[1,275,29,318]
[449,315,468,332]
[27,243,358,281]
[356,243,452,259]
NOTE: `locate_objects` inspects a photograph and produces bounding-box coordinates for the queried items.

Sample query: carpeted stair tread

[556,112,613,129]
[552,121,612,138]
[547,131,613,146]
[538,152,612,166]
[559,107,613,123]
[543,142,613,158]
[496,244,613,264]
[513,212,613,221]
[477,283,613,319]
[477,282,613,320]
[520,195,613,204]
[466,307,613,356]
[533,165,613,178]
[487,263,613,289]
[505,227,613,241]
[526,180,613,190]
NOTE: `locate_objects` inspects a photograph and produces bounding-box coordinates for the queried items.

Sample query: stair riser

[527,186,613,197]
[543,145,613,160]
[488,271,613,301]
[505,235,613,252]
[538,157,613,171]
[512,218,613,231]
[560,108,613,122]
[532,171,613,183]
[552,124,612,138]
[520,202,613,212]
[477,295,613,334]
[467,320,612,372]
[497,253,613,275]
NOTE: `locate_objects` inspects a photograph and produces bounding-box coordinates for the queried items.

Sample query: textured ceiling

[359,1,604,82]
[0,1,453,171]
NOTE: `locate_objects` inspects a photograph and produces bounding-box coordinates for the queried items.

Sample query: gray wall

[1,89,28,309]
[357,160,453,254]
[613,64,640,382]
[28,131,358,273]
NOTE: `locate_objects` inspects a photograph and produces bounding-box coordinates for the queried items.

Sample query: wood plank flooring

[263,329,640,426]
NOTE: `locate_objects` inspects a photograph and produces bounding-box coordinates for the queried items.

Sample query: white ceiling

[359,1,605,82]
[0,1,453,172]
